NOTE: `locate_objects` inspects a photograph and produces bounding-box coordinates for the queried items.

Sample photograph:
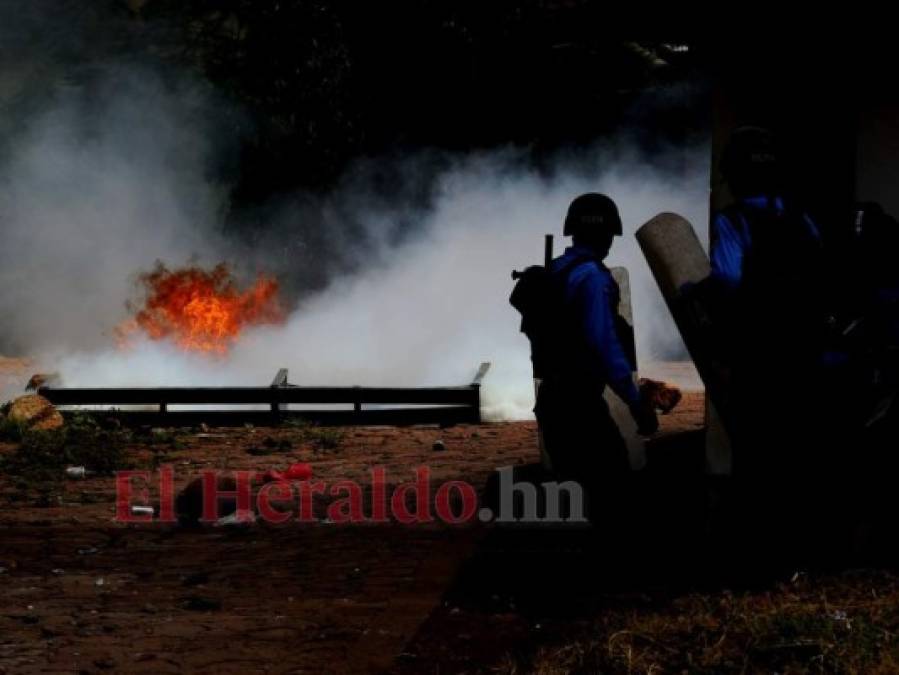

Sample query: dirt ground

[0,391,705,674]
[4,392,898,674]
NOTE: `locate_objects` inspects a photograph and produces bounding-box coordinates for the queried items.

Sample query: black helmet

[720,126,781,196]
[563,193,623,237]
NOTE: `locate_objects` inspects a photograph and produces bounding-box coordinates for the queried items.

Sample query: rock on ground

[3,394,64,431]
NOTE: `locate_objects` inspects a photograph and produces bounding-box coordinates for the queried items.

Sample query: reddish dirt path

[0,395,704,674]
[0,422,539,674]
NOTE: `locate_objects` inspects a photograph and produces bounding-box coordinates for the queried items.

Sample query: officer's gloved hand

[630,394,659,436]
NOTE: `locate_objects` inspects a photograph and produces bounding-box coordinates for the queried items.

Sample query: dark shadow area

[390,424,899,673]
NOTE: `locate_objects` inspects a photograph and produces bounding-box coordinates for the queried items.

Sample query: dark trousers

[728,354,856,567]
[535,379,629,522]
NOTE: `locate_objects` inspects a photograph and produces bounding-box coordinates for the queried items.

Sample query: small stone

[95,577,105,587]
[432,440,446,452]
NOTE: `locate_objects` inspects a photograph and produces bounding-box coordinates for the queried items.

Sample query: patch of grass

[263,435,293,452]
[306,427,344,452]
[498,572,899,675]
[142,427,186,450]
[281,418,344,452]
[0,416,26,443]
[0,413,134,482]
[246,436,293,456]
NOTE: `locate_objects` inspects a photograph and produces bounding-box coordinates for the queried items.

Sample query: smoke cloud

[0,63,709,418]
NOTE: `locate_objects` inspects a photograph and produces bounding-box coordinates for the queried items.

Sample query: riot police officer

[535,193,658,501]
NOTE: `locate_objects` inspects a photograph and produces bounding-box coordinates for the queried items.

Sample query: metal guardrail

[38,364,491,428]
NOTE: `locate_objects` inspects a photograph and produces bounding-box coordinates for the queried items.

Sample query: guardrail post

[470,362,491,424]
[270,368,289,422]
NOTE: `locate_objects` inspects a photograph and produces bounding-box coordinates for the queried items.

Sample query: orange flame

[117,263,286,355]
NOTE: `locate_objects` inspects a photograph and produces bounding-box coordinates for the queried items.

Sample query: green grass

[305,427,344,452]
[281,418,344,452]
[143,426,187,450]
[0,412,134,482]
[0,416,26,443]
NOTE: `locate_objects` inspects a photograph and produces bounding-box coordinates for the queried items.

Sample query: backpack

[510,255,635,379]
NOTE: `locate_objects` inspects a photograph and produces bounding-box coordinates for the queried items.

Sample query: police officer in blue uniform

[535,193,658,507]
[710,128,839,563]
[710,127,832,444]
[711,127,826,301]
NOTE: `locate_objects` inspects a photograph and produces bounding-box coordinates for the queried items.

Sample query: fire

[117,263,286,355]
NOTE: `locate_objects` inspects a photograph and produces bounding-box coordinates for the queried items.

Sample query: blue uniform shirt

[710,195,846,368]
[551,245,641,407]
[710,195,821,288]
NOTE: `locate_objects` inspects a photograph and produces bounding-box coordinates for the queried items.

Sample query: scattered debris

[214,511,257,527]
[65,466,89,479]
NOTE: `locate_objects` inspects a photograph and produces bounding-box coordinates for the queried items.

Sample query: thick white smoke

[0,69,709,418]
[0,71,231,354]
